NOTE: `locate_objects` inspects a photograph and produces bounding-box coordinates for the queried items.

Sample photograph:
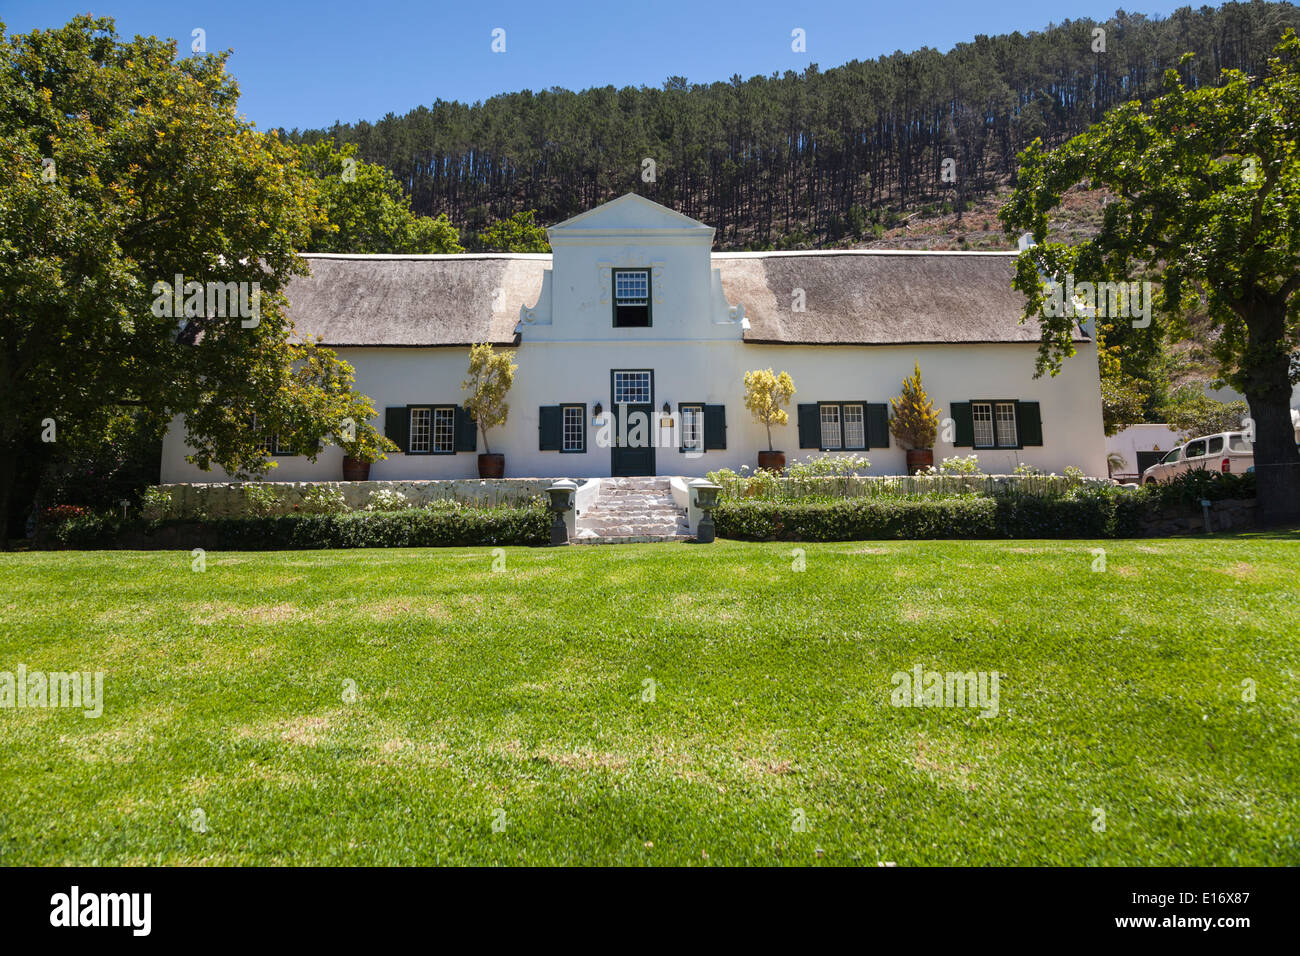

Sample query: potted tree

[462,342,517,478]
[339,422,398,481]
[744,368,796,472]
[889,362,941,475]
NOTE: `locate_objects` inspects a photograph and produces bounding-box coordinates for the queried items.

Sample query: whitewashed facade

[161,194,1107,481]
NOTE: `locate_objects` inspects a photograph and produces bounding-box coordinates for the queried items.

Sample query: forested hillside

[284,2,1300,248]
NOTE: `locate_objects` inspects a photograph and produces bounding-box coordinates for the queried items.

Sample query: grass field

[1,535,1297,866]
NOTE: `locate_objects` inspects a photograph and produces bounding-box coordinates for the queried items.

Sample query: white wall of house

[161,337,1106,482]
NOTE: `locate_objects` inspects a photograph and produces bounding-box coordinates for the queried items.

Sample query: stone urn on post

[462,343,517,479]
[690,478,722,543]
[744,368,796,473]
[889,362,941,476]
[547,479,577,546]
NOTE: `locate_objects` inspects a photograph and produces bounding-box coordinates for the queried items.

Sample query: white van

[1141,431,1254,485]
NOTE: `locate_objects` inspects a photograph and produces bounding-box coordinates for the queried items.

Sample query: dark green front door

[611,369,656,477]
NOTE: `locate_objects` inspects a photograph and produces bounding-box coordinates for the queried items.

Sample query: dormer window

[613,269,651,327]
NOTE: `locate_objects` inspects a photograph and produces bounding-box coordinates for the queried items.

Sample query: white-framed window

[816,403,867,450]
[432,407,456,454]
[820,404,842,449]
[614,270,649,304]
[971,401,1019,448]
[995,402,1018,448]
[409,407,432,454]
[972,402,995,448]
[614,370,651,405]
[843,404,865,450]
[562,405,586,453]
[272,434,297,456]
[613,269,651,326]
[680,405,704,453]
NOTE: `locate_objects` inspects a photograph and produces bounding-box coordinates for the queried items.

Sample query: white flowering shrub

[298,486,348,514]
[365,488,411,512]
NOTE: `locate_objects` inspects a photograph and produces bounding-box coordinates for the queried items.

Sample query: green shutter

[538,406,562,451]
[866,403,890,449]
[703,404,727,450]
[385,406,409,453]
[797,404,821,449]
[454,406,478,452]
[950,402,973,447]
[1017,401,1043,446]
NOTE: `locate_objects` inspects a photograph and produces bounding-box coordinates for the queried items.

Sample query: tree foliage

[743,369,796,451]
[461,344,517,455]
[0,16,384,539]
[1163,385,1252,441]
[1001,31,1300,522]
[889,362,941,450]
[298,140,463,253]
[476,210,550,252]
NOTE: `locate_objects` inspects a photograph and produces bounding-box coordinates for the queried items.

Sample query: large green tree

[476,210,550,253]
[297,140,463,253]
[1001,33,1300,524]
[0,16,383,542]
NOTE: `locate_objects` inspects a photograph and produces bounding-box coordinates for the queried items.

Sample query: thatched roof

[716,251,1060,345]
[286,249,1066,347]
[288,254,548,347]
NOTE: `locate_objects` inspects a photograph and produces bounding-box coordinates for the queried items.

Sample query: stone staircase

[573,477,692,544]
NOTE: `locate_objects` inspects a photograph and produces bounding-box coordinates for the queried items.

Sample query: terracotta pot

[905,449,934,476]
[757,450,787,473]
[341,456,371,481]
[478,453,505,478]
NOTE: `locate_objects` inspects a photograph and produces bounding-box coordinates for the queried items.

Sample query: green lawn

[1,536,1297,866]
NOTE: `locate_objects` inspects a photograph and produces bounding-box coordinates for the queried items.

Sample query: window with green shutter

[803,402,881,450]
[679,404,704,454]
[561,404,587,453]
[866,403,890,449]
[406,406,457,455]
[797,404,821,449]
[703,404,726,450]
[538,405,563,451]
[454,406,478,452]
[384,406,409,453]
[951,400,1042,449]
[949,402,973,447]
[1016,402,1043,446]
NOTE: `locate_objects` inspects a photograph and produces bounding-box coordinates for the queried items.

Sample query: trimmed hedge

[716,496,998,541]
[714,491,1154,541]
[50,504,551,550]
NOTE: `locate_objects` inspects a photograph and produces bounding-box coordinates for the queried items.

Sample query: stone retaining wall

[1136,498,1256,536]
[153,479,556,518]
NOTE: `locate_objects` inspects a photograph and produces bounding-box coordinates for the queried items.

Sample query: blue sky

[3,1,1195,131]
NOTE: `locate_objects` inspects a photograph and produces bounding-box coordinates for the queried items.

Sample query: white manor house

[160,194,1106,482]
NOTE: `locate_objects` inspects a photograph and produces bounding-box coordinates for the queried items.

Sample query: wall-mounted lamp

[593,402,603,417]
[662,402,671,415]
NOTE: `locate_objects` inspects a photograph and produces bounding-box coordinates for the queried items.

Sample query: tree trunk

[1243,308,1300,527]
[0,447,14,550]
